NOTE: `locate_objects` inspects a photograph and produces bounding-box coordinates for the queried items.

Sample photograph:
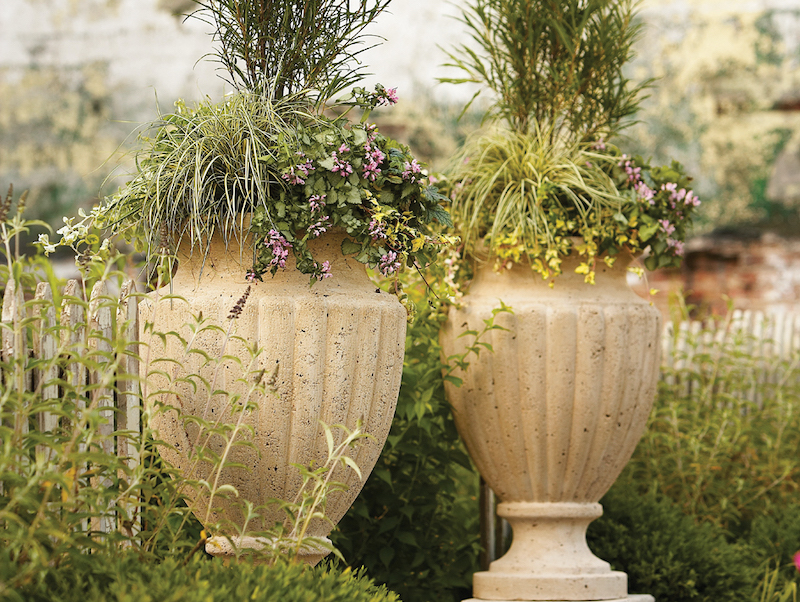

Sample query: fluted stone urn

[139,229,406,562]
[441,252,660,602]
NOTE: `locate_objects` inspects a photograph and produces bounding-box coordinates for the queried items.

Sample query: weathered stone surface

[441,255,661,601]
[140,230,407,557]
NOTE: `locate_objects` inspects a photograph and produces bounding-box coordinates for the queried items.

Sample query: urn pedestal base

[472,502,629,602]
[463,594,655,602]
[205,535,331,566]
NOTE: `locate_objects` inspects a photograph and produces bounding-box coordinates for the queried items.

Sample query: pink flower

[379,251,401,276]
[684,190,700,207]
[369,219,387,240]
[246,271,258,283]
[330,151,354,177]
[309,194,326,212]
[636,182,655,204]
[282,158,315,185]
[793,551,800,572]
[402,159,422,180]
[265,230,292,269]
[315,260,332,281]
[377,87,399,105]
[338,143,350,154]
[659,219,676,236]
[667,238,684,256]
[362,144,385,181]
[309,216,330,238]
[282,167,305,185]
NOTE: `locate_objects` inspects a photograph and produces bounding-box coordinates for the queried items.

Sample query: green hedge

[3,553,399,602]
[588,486,757,601]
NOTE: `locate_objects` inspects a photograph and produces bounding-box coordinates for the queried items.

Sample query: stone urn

[440,253,660,602]
[139,229,407,562]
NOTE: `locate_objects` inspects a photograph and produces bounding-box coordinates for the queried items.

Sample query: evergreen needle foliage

[193,0,390,103]
[442,0,647,140]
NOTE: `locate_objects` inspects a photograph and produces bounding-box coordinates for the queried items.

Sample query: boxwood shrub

[3,552,399,602]
[588,485,757,602]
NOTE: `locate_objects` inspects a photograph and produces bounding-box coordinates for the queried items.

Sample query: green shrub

[4,552,398,602]
[747,506,800,586]
[620,308,800,531]
[588,486,757,601]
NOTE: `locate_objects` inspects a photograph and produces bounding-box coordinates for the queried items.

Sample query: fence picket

[32,282,59,461]
[116,280,140,467]
[2,277,30,434]
[88,281,116,534]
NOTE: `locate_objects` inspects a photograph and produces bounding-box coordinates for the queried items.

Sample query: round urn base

[463,594,655,602]
[472,502,628,601]
[205,535,332,566]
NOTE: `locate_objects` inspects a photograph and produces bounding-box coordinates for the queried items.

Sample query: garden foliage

[9,553,398,602]
[599,302,800,599]
[0,188,380,600]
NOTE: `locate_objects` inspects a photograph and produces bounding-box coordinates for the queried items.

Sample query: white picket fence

[0,277,140,533]
[661,309,800,405]
[5,277,800,548]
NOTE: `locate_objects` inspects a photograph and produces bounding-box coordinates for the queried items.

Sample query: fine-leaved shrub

[5,552,398,602]
[588,486,757,601]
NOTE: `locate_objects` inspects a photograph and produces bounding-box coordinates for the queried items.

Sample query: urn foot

[205,534,331,566]
[463,594,655,602]
[473,502,628,601]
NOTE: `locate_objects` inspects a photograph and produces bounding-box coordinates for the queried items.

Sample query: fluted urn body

[139,230,407,560]
[441,254,660,601]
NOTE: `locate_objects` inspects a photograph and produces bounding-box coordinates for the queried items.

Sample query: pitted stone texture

[441,253,661,600]
[140,230,406,557]
[474,503,627,601]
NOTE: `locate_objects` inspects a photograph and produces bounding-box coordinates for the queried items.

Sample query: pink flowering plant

[247,85,453,284]
[605,147,699,272]
[51,0,454,291]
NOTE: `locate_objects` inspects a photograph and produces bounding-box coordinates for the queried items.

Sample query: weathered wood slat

[116,280,140,467]
[61,280,88,435]
[59,280,89,532]
[88,281,116,534]
[89,281,115,450]
[33,282,59,461]
[2,277,30,434]
[116,280,141,537]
